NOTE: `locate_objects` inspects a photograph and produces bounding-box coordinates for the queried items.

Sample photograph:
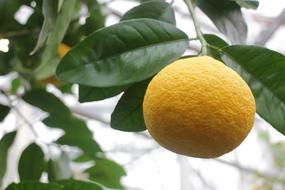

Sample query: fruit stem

[183,0,208,55]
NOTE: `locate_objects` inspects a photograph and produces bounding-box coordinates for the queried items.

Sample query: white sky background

[1,0,285,190]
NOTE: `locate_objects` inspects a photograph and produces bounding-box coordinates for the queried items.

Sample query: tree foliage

[2,0,285,189]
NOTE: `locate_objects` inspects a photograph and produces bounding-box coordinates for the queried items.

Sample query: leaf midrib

[65,38,187,73]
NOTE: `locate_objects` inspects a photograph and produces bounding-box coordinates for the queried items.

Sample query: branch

[174,6,218,33]
[69,105,152,139]
[1,90,38,138]
[184,0,208,55]
[214,158,285,184]
[0,90,62,152]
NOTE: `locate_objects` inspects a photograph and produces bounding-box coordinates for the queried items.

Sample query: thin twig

[109,145,160,165]
[69,105,152,139]
[214,158,285,184]
[183,0,208,55]
[0,90,62,152]
[1,90,38,138]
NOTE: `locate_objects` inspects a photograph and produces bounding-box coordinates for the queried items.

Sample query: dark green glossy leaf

[205,34,228,48]
[56,18,188,87]
[0,132,16,183]
[234,0,259,9]
[58,180,106,190]
[219,46,285,135]
[79,85,129,102]
[35,0,78,79]
[23,89,70,116]
[0,104,9,121]
[5,182,63,190]
[204,34,229,59]
[85,158,126,189]
[43,115,102,156]
[18,143,46,181]
[111,80,150,132]
[30,0,58,55]
[121,1,176,25]
[48,152,72,181]
[194,0,247,43]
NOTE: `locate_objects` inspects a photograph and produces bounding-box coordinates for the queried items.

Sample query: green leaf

[73,153,93,163]
[5,182,63,190]
[48,152,72,181]
[121,1,176,25]
[204,34,229,59]
[111,80,150,132]
[234,0,259,9]
[22,89,70,116]
[43,115,102,156]
[35,0,78,79]
[56,18,188,87]
[11,78,21,94]
[18,143,46,181]
[0,132,16,183]
[57,180,107,190]
[218,46,285,135]
[30,0,58,55]
[204,34,228,49]
[23,89,101,155]
[0,104,9,121]
[194,0,247,43]
[79,85,129,102]
[85,158,126,189]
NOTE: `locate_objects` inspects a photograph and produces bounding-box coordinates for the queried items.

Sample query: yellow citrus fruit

[58,43,71,58]
[143,56,256,158]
